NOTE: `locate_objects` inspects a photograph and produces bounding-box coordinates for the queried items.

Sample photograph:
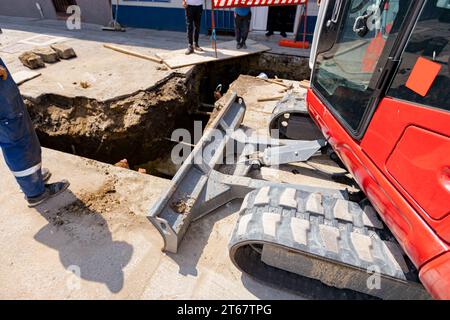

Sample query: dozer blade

[148,93,246,253]
[148,93,345,253]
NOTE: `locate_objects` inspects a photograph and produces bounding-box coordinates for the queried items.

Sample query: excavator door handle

[327,0,343,27]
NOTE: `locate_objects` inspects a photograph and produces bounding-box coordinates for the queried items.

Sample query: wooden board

[156,40,270,69]
[103,44,163,64]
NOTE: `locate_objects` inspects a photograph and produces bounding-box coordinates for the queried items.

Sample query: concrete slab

[0,148,302,299]
[157,39,270,69]
[0,16,193,102]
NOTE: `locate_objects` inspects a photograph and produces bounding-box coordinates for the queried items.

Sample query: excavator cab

[308,0,450,298]
[149,0,449,299]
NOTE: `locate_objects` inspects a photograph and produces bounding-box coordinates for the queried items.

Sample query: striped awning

[213,0,307,8]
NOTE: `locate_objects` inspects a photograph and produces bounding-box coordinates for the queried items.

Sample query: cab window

[388,0,450,111]
[311,0,412,132]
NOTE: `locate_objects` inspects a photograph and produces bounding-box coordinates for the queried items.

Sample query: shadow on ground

[33,188,133,293]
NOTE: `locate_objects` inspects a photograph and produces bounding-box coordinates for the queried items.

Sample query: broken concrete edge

[41,145,170,187]
[12,70,42,86]
[21,69,191,104]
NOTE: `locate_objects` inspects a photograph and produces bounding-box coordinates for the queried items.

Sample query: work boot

[41,168,51,182]
[265,31,273,37]
[27,180,70,208]
[236,42,242,49]
[194,44,204,52]
[185,45,194,55]
[280,31,287,38]
[241,42,247,49]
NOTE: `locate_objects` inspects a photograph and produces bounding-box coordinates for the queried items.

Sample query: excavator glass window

[388,0,450,111]
[311,0,413,132]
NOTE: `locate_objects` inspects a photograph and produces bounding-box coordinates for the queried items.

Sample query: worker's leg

[0,96,45,198]
[0,58,69,206]
[0,120,45,198]
[241,13,251,46]
[193,5,203,47]
[185,5,195,48]
[0,59,43,198]
[235,15,243,46]
[266,7,275,36]
[279,6,290,37]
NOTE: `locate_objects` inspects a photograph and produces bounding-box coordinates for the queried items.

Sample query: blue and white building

[0,0,318,40]
[114,0,318,40]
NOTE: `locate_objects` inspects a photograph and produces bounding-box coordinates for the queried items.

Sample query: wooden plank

[103,44,163,64]
[257,95,285,102]
[299,80,310,88]
[264,78,293,89]
[157,40,270,69]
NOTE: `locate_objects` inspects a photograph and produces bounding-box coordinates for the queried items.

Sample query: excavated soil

[25,72,201,168]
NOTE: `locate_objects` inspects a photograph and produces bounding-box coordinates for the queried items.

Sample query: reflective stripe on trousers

[0,57,45,199]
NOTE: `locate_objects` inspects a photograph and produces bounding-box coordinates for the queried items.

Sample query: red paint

[307,90,449,298]
[386,126,450,220]
[419,252,450,299]
[406,57,442,97]
[362,98,450,243]
[278,39,309,49]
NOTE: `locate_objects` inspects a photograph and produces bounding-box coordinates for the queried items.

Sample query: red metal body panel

[306,90,449,280]
[385,126,450,220]
[419,252,450,299]
[362,98,450,243]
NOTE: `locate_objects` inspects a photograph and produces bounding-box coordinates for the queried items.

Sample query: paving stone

[51,43,77,59]
[18,51,45,69]
[32,47,59,63]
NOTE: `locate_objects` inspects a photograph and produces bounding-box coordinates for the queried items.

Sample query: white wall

[0,0,111,25]
[0,0,57,19]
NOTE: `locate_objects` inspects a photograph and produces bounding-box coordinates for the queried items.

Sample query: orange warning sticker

[405,57,442,97]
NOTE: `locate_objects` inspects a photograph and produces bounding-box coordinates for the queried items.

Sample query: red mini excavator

[149,0,450,299]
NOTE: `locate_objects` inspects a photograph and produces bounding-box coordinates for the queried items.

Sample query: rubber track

[229,186,431,299]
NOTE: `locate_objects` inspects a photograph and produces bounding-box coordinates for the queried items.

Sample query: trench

[25,53,310,178]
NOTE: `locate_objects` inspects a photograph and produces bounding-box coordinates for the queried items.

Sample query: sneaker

[280,31,287,38]
[185,46,194,55]
[194,44,204,52]
[41,168,51,182]
[236,42,242,49]
[27,180,70,208]
[265,31,274,37]
[241,42,247,49]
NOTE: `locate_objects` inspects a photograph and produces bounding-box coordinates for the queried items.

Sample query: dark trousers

[267,6,294,33]
[235,12,251,44]
[186,5,203,46]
